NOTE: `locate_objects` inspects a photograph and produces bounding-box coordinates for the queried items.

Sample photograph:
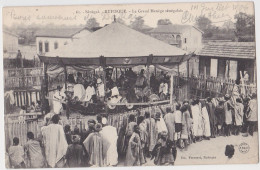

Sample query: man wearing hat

[53,85,63,115]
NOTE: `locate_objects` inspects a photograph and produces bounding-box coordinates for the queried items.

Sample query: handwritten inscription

[182,2,250,24]
[4,2,251,25]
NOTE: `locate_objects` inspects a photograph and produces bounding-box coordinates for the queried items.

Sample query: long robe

[181,111,192,139]
[8,145,24,168]
[139,122,148,151]
[215,105,225,125]
[224,101,233,125]
[206,102,216,126]
[144,118,158,151]
[202,106,211,137]
[156,118,168,134]
[191,105,203,136]
[247,99,257,122]
[164,112,175,141]
[84,86,96,102]
[41,124,68,168]
[83,132,110,167]
[234,103,244,126]
[53,91,62,114]
[100,126,118,166]
[73,84,86,101]
[24,139,45,168]
[125,132,145,166]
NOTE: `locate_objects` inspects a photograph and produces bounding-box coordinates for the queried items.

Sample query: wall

[18,44,37,60]
[150,27,203,53]
[150,33,180,45]
[3,32,19,58]
[36,37,72,54]
[182,27,203,53]
[199,56,256,82]
[36,29,91,54]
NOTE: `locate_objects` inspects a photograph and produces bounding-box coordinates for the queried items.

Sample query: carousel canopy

[39,22,188,66]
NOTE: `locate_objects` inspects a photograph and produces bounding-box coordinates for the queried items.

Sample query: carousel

[38,20,191,115]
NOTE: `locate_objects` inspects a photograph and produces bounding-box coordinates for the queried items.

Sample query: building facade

[3,31,19,59]
[35,28,91,55]
[198,42,256,83]
[149,24,203,53]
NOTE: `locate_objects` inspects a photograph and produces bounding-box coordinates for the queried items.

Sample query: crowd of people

[52,69,170,117]
[7,90,258,168]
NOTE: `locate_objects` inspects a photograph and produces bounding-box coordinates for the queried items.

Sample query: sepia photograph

[2,1,258,168]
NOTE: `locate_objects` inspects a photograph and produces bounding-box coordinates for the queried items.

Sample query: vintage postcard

[2,1,258,168]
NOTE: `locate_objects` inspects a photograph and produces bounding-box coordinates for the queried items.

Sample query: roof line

[3,30,19,37]
[71,27,91,37]
[192,26,204,34]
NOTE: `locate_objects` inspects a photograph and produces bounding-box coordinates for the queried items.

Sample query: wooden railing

[174,75,257,99]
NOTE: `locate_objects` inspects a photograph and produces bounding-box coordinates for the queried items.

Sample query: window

[45,41,49,52]
[184,38,187,43]
[39,41,43,53]
[54,42,58,49]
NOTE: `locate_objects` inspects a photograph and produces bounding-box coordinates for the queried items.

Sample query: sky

[2,1,254,28]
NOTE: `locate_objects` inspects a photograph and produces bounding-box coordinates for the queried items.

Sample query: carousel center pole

[100,55,107,114]
[41,62,49,115]
[64,65,67,89]
[170,73,174,105]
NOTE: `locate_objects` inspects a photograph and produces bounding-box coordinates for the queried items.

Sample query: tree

[157,19,172,25]
[235,12,255,39]
[130,16,145,32]
[195,16,213,38]
[195,16,212,31]
[86,18,100,29]
[222,20,235,31]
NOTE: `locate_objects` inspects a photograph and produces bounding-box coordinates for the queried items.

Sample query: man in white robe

[191,100,203,139]
[53,86,63,115]
[41,115,68,168]
[100,117,118,166]
[84,82,96,102]
[96,78,105,97]
[73,83,86,101]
